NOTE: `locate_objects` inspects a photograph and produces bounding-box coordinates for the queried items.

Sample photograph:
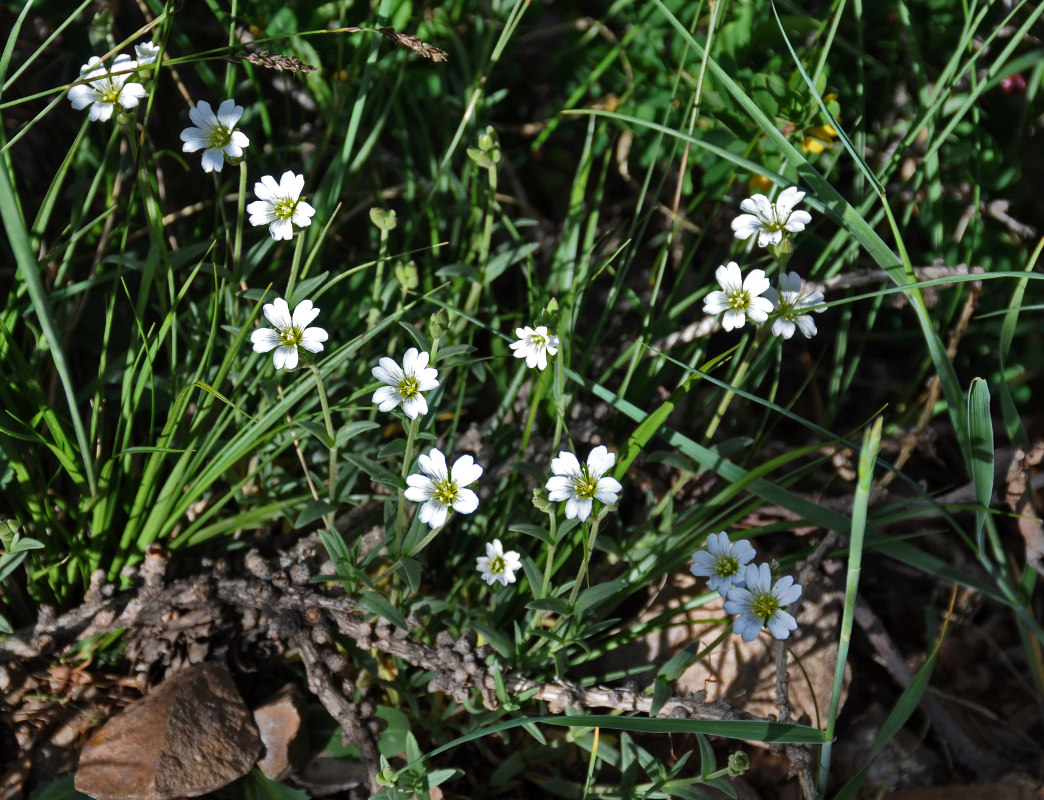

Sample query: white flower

[771,272,825,340]
[180,99,250,173]
[545,445,622,522]
[246,171,316,240]
[723,563,802,642]
[702,262,775,331]
[371,348,439,419]
[509,325,559,370]
[134,41,161,65]
[476,538,522,586]
[690,532,757,596]
[404,449,483,529]
[68,55,147,122]
[250,297,328,370]
[731,186,813,248]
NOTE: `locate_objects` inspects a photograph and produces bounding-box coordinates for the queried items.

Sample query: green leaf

[511,522,553,545]
[9,538,44,553]
[966,378,994,553]
[527,597,572,616]
[397,557,422,593]
[574,580,627,614]
[293,500,336,528]
[296,420,334,448]
[0,551,28,583]
[424,768,462,789]
[343,453,404,490]
[357,591,409,631]
[336,420,380,448]
[473,620,514,659]
[833,650,939,800]
[650,677,673,719]
[288,270,330,308]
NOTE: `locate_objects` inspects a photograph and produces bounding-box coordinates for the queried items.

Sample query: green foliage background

[2,0,1043,795]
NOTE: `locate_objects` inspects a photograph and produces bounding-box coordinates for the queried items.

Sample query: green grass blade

[818,416,880,792]
[966,378,993,555]
[831,649,939,800]
[0,147,95,495]
[648,0,969,466]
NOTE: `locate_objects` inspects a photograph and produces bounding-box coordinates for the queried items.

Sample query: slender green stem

[396,415,421,555]
[374,227,389,303]
[368,226,390,331]
[285,232,307,302]
[459,163,498,331]
[233,160,247,286]
[519,364,550,458]
[540,511,559,600]
[703,333,760,441]
[568,517,601,607]
[309,363,338,507]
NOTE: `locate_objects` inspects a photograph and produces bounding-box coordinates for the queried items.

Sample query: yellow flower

[803,123,838,154]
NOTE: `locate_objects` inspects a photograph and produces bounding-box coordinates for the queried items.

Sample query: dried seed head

[378,27,448,62]
[231,50,318,74]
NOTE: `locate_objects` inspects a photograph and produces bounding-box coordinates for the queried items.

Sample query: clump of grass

[2,0,1043,797]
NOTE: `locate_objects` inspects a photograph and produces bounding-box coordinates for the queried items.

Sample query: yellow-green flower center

[726,290,751,311]
[572,468,599,500]
[206,125,233,150]
[488,555,506,575]
[764,215,785,233]
[714,556,739,579]
[278,325,304,348]
[751,592,781,622]
[274,198,297,222]
[433,478,459,507]
[532,332,547,348]
[100,85,122,105]
[397,375,421,400]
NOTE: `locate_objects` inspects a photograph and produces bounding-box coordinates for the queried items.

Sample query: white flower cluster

[731,186,812,248]
[364,343,626,588]
[703,188,826,339]
[690,532,802,642]
[703,264,825,339]
[71,40,319,243]
[68,54,148,122]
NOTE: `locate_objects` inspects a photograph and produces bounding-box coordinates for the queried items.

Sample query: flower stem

[368,225,390,330]
[233,160,247,286]
[396,415,421,555]
[703,327,766,440]
[540,511,559,599]
[285,231,307,303]
[459,162,497,327]
[309,363,339,526]
[567,517,601,607]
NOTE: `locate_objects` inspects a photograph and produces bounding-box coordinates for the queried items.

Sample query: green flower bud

[727,750,750,776]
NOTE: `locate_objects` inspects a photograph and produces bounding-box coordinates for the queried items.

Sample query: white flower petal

[549,451,582,478]
[401,395,428,419]
[731,214,763,240]
[775,186,805,217]
[586,445,615,478]
[250,328,280,353]
[452,489,479,515]
[450,455,483,487]
[200,148,224,172]
[262,299,292,330]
